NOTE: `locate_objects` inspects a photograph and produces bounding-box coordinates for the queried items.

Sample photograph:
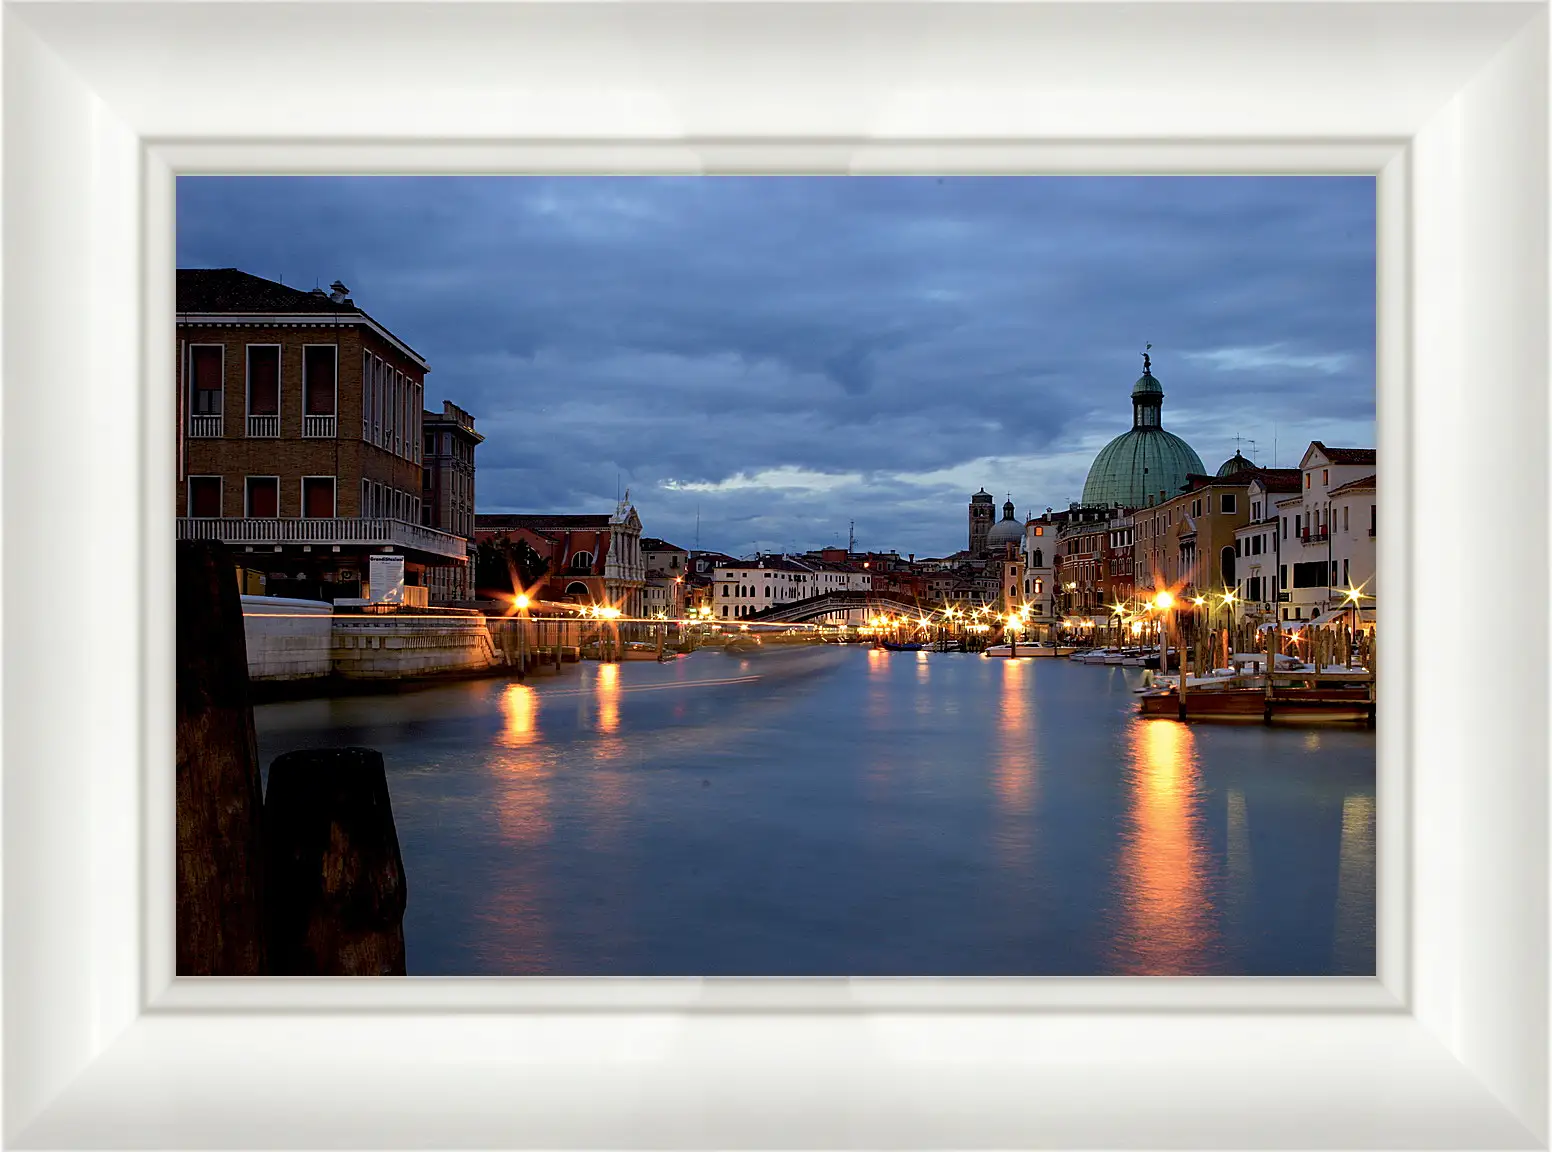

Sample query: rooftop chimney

[329,280,350,304]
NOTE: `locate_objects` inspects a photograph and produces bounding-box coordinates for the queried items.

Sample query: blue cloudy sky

[177,176,1375,558]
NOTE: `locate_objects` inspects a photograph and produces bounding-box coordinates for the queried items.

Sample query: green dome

[1216,451,1253,477]
[1082,428,1206,507]
[1081,357,1204,507]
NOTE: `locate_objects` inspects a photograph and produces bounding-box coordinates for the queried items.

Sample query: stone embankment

[241,596,582,695]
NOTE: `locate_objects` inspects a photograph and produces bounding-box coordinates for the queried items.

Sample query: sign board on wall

[368,554,405,604]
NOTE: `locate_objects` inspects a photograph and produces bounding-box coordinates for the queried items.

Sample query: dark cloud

[177,175,1376,557]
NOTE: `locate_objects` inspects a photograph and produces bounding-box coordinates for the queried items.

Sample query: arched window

[764,587,771,598]
[565,581,589,597]
[722,585,729,597]
[1220,546,1236,588]
[1032,549,1043,568]
[569,550,594,570]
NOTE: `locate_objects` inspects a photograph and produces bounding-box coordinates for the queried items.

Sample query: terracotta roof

[640,538,687,552]
[1250,468,1304,493]
[1310,442,1377,466]
[477,514,612,531]
[1327,474,1376,495]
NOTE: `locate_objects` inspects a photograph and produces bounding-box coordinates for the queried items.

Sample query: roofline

[175,310,430,371]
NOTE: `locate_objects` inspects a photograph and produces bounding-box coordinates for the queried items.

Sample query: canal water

[254,645,1376,976]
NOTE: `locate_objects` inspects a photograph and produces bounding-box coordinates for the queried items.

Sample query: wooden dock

[1140,672,1375,724]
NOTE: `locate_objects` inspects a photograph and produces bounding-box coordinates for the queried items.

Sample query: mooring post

[265,747,408,976]
[176,540,268,976]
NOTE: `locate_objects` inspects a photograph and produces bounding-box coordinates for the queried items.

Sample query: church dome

[986,501,1024,550]
[1080,355,1205,508]
[1216,451,1254,477]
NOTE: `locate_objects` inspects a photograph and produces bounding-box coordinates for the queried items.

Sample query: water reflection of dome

[1081,358,1205,508]
[987,499,1024,550]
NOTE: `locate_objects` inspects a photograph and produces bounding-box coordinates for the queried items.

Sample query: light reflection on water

[254,646,1377,976]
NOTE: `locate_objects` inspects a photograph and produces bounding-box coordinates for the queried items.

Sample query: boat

[880,640,926,651]
[983,643,1075,658]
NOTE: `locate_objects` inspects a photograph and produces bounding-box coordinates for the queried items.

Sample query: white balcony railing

[247,414,280,438]
[178,516,468,561]
[188,414,223,438]
[303,414,337,438]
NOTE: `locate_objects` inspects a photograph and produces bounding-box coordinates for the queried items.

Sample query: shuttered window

[191,347,223,414]
[247,346,279,415]
[246,477,278,518]
[303,347,337,414]
[302,477,335,518]
[188,477,221,517]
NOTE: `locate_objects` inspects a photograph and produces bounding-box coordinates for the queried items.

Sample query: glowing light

[1154,590,1175,611]
[1192,597,1206,607]
[513,594,530,610]
[599,606,622,620]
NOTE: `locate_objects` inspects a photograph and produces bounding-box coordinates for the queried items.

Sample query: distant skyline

[177,175,1377,558]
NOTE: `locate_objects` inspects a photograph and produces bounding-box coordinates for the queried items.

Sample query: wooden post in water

[176,540,267,976]
[1175,611,1188,721]
[265,747,408,976]
[1265,616,1280,724]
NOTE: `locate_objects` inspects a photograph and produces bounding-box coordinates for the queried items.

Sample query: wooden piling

[176,540,267,977]
[264,747,408,976]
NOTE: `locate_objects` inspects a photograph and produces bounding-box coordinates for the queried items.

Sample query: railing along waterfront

[178,516,467,560]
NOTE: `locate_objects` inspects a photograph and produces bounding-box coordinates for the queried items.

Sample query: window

[1234,538,1242,557]
[1282,517,1288,539]
[1033,525,1044,536]
[722,585,729,597]
[303,346,337,414]
[1253,501,1261,520]
[1344,505,1350,532]
[1292,560,1327,589]
[189,346,223,413]
[1305,473,1312,489]
[187,476,221,518]
[721,606,728,618]
[565,581,590,597]
[301,477,336,518]
[570,550,594,570]
[245,476,279,518]
[1322,468,1329,485]
[1279,564,1288,589]
[1343,558,1350,586]
[1295,514,1302,536]
[1034,578,1044,594]
[1221,493,1236,514]
[1331,561,1339,585]
[246,346,280,418]
[1370,505,1377,534]
[1032,549,1043,568]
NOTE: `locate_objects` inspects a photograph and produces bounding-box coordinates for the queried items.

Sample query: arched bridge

[745,590,924,624]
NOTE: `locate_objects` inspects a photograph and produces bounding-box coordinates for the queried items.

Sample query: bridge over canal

[745,590,925,625]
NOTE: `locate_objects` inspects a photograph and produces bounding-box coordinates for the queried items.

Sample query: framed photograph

[4,1,1545,1147]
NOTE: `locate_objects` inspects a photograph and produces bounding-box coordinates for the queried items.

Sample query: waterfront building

[1232,469,1303,622]
[968,488,996,557]
[1277,443,1377,623]
[1054,503,1133,617]
[714,555,815,619]
[1080,353,1206,509]
[641,537,690,618]
[1133,468,1256,600]
[474,496,645,615]
[175,268,468,601]
[1022,514,1057,618]
[421,401,483,603]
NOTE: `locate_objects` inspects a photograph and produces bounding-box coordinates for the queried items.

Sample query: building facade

[421,401,483,603]
[175,268,467,601]
[474,498,645,615]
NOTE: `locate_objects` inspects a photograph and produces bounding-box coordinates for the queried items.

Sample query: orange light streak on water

[1115,719,1212,974]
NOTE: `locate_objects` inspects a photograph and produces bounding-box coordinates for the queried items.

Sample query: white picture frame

[3,1,1546,1146]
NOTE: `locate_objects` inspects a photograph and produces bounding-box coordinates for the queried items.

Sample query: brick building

[175,268,468,600]
[421,401,483,602]
[475,500,645,615]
